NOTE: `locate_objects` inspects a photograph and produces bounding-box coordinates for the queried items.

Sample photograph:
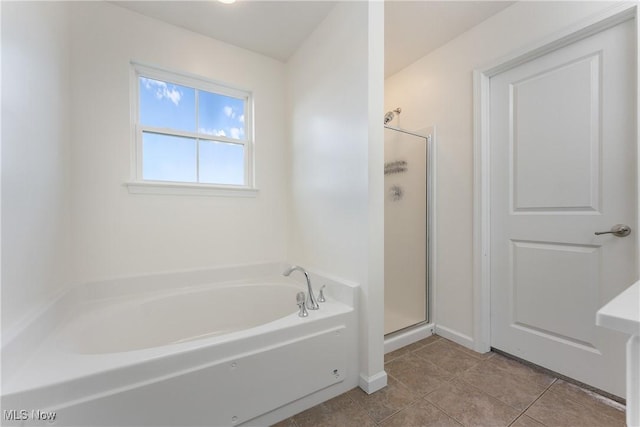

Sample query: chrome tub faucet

[283,265,320,310]
[296,292,309,317]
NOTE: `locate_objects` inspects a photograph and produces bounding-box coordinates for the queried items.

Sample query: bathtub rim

[1,262,359,397]
[59,280,308,354]
[2,301,355,410]
[1,261,358,381]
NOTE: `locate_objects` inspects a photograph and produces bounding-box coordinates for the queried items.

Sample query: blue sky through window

[143,132,196,182]
[139,76,247,185]
[199,91,246,140]
[140,78,196,131]
[199,141,244,185]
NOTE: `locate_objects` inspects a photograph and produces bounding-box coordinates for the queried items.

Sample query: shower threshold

[384,321,435,354]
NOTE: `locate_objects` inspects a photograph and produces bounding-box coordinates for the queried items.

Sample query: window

[128,63,255,196]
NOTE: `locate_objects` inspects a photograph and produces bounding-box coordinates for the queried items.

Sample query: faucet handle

[318,285,326,303]
[296,292,308,317]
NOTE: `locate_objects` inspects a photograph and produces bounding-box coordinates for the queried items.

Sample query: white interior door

[490,18,637,398]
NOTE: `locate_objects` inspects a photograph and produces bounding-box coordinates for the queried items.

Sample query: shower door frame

[383,125,435,336]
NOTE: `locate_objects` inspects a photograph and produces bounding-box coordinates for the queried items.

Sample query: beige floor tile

[414,340,484,376]
[425,379,520,427]
[385,353,452,395]
[284,341,624,427]
[440,338,494,360]
[547,380,625,423]
[510,415,546,427]
[525,389,625,427]
[488,354,557,388]
[457,356,554,410]
[385,346,413,364]
[385,335,443,364]
[405,334,442,351]
[380,399,462,427]
[292,393,376,427]
[270,417,297,427]
[346,376,418,423]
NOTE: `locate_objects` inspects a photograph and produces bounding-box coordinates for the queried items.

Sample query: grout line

[343,388,357,404]
[374,407,403,426]
[342,381,412,427]
[543,386,627,425]
[333,389,381,427]
[423,374,506,426]
[454,375,531,416]
[423,394,467,427]
[384,372,421,399]
[437,370,555,427]
[443,350,493,383]
[492,348,625,405]
[407,335,442,353]
[287,338,623,427]
[507,378,557,427]
[373,379,427,425]
[384,335,443,365]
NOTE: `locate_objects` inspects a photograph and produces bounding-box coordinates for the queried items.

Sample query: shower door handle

[594,224,631,237]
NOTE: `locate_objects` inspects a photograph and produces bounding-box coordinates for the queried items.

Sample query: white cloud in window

[199,127,226,137]
[229,127,242,139]
[224,106,236,119]
[141,77,182,106]
[199,126,243,139]
[238,114,245,123]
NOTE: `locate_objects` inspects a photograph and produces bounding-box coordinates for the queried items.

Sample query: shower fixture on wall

[384,107,402,125]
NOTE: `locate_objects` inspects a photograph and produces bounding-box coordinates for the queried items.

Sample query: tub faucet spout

[283,265,320,310]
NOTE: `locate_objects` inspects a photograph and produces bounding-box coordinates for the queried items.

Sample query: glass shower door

[384,127,428,335]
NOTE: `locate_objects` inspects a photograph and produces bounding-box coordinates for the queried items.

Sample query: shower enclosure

[384,123,432,336]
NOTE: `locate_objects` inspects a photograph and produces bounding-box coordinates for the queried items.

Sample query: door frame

[472,3,639,353]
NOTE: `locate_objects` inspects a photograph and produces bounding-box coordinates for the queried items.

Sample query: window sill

[125,181,259,197]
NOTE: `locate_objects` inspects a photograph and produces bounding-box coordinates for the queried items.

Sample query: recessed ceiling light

[218,0,236,4]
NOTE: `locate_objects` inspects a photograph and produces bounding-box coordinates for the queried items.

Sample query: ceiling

[384,1,513,76]
[113,1,337,62]
[114,1,514,77]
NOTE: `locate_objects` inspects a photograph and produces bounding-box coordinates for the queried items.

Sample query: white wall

[1,2,72,334]
[69,2,288,283]
[385,1,618,345]
[287,2,386,390]
[2,0,386,393]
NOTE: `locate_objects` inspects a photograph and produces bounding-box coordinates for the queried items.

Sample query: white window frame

[126,62,257,197]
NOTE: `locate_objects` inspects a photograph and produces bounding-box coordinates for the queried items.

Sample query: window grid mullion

[139,126,247,147]
[244,96,250,186]
[195,89,200,183]
[134,64,253,188]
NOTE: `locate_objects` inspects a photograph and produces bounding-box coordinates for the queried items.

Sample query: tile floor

[273,335,627,427]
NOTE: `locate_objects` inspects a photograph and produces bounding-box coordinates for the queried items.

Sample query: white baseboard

[434,324,475,350]
[358,371,387,394]
[384,323,435,354]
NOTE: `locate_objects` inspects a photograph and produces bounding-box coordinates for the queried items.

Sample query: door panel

[511,240,600,348]
[490,18,637,397]
[512,53,600,212]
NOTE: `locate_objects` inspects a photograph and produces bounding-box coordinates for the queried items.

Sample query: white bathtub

[63,282,307,354]
[1,264,359,426]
